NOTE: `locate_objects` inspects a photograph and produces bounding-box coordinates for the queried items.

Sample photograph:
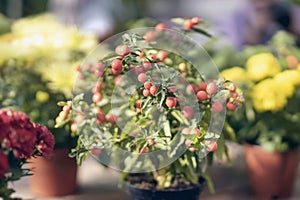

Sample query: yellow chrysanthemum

[38,61,78,98]
[246,53,281,81]
[251,79,288,112]
[297,64,300,73]
[0,34,39,62]
[221,67,248,83]
[273,70,300,98]
[11,14,97,57]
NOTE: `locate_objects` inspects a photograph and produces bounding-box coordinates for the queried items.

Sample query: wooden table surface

[9,143,300,200]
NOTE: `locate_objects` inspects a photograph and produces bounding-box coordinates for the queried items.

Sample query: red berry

[286,55,298,69]
[76,65,81,71]
[135,66,144,75]
[196,91,208,101]
[185,139,192,148]
[186,84,198,94]
[206,82,218,95]
[143,89,151,97]
[212,101,223,113]
[165,97,177,108]
[111,59,123,70]
[183,19,194,30]
[144,81,152,89]
[142,61,152,70]
[137,50,145,58]
[226,83,237,92]
[96,112,106,124]
[206,141,218,152]
[59,111,68,120]
[90,148,101,156]
[177,97,183,103]
[156,50,168,61]
[107,114,117,123]
[93,82,103,93]
[178,63,187,72]
[94,69,104,77]
[114,77,123,85]
[92,92,102,103]
[70,122,77,132]
[149,54,157,61]
[147,139,156,146]
[226,102,236,111]
[231,92,238,99]
[140,147,147,154]
[182,106,194,119]
[191,17,200,25]
[169,86,177,93]
[62,105,71,113]
[155,23,167,31]
[138,73,147,83]
[55,116,63,124]
[135,99,142,108]
[115,45,130,57]
[97,63,105,71]
[93,107,102,114]
[112,68,122,75]
[194,128,201,137]
[198,82,207,91]
[150,85,158,96]
[144,31,156,42]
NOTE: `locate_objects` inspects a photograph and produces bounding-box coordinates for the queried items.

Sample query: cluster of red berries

[77,62,106,80]
[55,105,71,124]
[222,82,240,111]
[183,17,201,30]
[183,127,218,152]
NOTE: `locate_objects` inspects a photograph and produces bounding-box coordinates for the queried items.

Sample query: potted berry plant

[56,17,243,200]
[221,31,300,199]
[0,14,98,197]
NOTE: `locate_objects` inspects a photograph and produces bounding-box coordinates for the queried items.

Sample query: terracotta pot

[244,144,299,199]
[29,149,78,197]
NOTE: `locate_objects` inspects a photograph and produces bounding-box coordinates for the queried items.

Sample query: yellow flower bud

[36,91,49,103]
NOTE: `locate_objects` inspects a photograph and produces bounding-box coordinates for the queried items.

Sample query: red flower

[34,124,55,157]
[0,109,37,159]
[0,109,54,160]
[0,151,9,179]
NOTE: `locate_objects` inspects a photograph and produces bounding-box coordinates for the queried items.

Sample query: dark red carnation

[34,124,55,157]
[0,109,36,159]
[0,150,9,179]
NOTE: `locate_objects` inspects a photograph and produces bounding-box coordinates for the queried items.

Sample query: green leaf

[171,18,185,25]
[224,121,236,141]
[192,27,212,38]
[202,171,215,193]
[118,172,128,188]
[163,121,171,137]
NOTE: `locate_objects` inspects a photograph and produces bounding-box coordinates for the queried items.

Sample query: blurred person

[218,0,298,49]
[48,0,115,41]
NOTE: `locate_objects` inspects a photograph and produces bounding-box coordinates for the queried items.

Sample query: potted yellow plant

[56,17,243,200]
[0,14,98,197]
[221,31,300,199]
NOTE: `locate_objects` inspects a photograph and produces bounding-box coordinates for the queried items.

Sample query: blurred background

[1,0,300,199]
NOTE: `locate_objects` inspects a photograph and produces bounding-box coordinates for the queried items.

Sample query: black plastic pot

[125,180,204,200]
